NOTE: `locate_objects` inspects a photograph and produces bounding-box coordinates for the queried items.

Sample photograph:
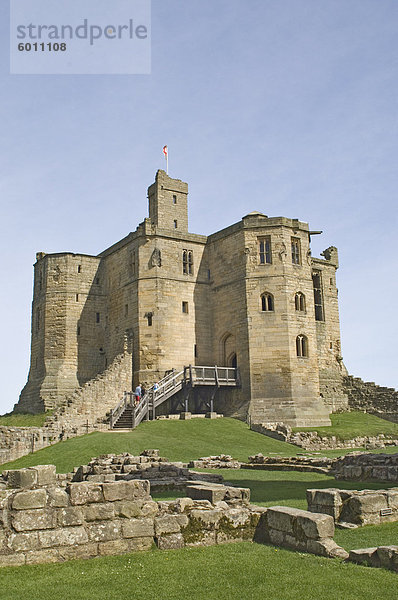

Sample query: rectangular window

[259,237,272,264]
[182,301,189,314]
[96,312,100,323]
[76,293,79,302]
[173,194,177,204]
[312,271,324,321]
[291,238,301,265]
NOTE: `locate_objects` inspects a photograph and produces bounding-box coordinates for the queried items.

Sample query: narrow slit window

[77,325,81,336]
[96,312,100,323]
[182,301,189,314]
[78,265,81,273]
[173,194,177,204]
[312,271,324,321]
[76,293,79,302]
[125,304,128,317]
[174,220,178,229]
[188,251,193,274]
[147,313,153,326]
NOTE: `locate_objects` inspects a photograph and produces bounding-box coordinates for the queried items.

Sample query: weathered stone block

[30,465,57,486]
[12,489,47,510]
[87,521,122,542]
[58,507,84,527]
[98,539,130,556]
[122,518,154,538]
[8,531,39,552]
[39,526,88,548]
[12,509,57,532]
[68,483,104,505]
[154,515,181,536]
[156,533,185,550]
[0,553,26,567]
[103,481,150,502]
[83,504,115,522]
[47,487,69,508]
[25,549,59,565]
[7,469,37,489]
[307,538,348,559]
[189,509,222,529]
[114,500,142,519]
[58,543,98,561]
[126,537,153,553]
[140,501,159,518]
[377,545,398,571]
[349,547,379,567]
[266,507,296,533]
[186,485,225,504]
[296,512,335,540]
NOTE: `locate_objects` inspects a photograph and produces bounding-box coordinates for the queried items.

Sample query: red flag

[162,145,168,157]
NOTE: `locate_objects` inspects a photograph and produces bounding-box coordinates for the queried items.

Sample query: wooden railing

[110,365,239,429]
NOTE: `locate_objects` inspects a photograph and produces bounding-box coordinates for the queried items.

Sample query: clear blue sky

[1,0,397,414]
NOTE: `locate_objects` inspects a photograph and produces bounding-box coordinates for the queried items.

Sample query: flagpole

[166,151,168,175]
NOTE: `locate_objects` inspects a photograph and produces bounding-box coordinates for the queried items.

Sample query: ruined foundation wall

[343,375,398,423]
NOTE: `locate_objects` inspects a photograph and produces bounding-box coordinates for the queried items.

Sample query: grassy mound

[293,411,398,440]
[0,418,300,473]
[0,412,51,427]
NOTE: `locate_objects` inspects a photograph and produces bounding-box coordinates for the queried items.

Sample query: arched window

[295,292,306,312]
[296,334,308,357]
[261,292,274,312]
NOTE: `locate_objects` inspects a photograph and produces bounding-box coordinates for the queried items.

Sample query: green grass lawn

[0,412,51,427]
[1,417,398,596]
[0,418,301,472]
[0,542,396,600]
[293,411,398,439]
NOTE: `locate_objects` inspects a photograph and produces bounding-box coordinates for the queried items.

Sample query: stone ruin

[250,422,398,452]
[307,487,398,526]
[0,451,397,572]
[334,452,398,482]
[70,449,223,492]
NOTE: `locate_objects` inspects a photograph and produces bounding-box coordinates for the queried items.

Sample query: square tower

[148,170,188,232]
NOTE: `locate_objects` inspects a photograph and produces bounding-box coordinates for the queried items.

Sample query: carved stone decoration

[150,248,161,268]
[277,242,287,262]
[52,265,61,283]
[244,247,251,264]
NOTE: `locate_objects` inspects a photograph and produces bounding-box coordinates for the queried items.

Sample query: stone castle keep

[17,170,348,426]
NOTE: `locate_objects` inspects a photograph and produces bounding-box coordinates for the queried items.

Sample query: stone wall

[0,427,60,466]
[260,506,347,559]
[343,375,398,423]
[334,452,398,482]
[307,487,398,525]
[250,421,398,451]
[0,461,351,568]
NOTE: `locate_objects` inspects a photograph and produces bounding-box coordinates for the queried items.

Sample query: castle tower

[148,170,188,232]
